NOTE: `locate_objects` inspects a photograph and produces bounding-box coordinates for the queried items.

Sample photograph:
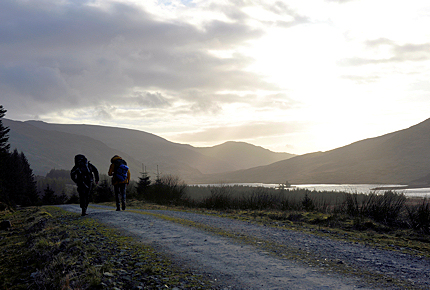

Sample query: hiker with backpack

[70,154,99,216]
[108,155,130,211]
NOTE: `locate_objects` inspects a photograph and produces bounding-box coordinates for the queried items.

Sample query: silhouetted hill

[194,141,294,170]
[409,173,430,187]
[3,119,293,182]
[3,119,165,180]
[204,118,430,185]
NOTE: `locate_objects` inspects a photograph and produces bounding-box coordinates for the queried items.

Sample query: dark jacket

[71,162,99,188]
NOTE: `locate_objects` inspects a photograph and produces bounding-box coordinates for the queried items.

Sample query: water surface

[195,183,430,197]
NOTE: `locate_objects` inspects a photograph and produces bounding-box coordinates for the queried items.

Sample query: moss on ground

[0,206,217,289]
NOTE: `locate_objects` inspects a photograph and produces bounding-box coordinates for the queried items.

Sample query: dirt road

[58,204,430,289]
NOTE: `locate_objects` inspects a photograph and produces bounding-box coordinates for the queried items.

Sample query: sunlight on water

[195,183,430,198]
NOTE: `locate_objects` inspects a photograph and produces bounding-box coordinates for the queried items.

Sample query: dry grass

[0,206,216,289]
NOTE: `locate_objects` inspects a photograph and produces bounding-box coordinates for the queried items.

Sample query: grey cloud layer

[0,0,291,118]
[172,121,304,143]
[341,38,430,66]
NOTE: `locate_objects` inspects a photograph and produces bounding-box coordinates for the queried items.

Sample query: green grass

[0,206,216,289]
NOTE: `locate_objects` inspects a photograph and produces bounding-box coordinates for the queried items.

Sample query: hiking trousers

[77,182,92,210]
[114,183,127,210]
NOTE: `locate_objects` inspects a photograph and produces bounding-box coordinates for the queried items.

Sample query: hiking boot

[81,208,87,216]
[122,204,126,211]
[116,207,120,211]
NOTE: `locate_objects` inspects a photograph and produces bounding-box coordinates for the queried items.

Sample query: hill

[3,119,294,182]
[194,141,295,170]
[204,118,430,185]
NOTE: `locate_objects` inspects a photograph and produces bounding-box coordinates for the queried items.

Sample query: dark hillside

[205,118,430,184]
[194,141,295,170]
[4,119,146,178]
[4,119,293,182]
[26,122,294,175]
[25,120,229,175]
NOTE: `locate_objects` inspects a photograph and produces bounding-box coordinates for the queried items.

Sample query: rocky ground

[58,204,430,290]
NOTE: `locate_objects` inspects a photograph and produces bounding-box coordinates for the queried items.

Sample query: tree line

[0,105,174,209]
[0,106,79,208]
[0,106,39,208]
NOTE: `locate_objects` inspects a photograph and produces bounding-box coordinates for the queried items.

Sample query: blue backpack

[115,159,129,182]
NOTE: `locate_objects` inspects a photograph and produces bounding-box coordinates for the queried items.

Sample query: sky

[1,0,430,155]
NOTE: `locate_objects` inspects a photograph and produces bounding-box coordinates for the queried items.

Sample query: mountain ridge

[5,117,430,185]
[3,119,294,182]
[203,118,430,185]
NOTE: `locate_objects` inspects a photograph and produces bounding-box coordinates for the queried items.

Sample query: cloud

[340,75,380,84]
[393,43,430,62]
[325,0,355,3]
[0,65,72,101]
[0,0,280,119]
[340,38,430,66]
[134,92,171,108]
[365,38,395,47]
[171,121,304,144]
[95,107,113,120]
[269,1,310,27]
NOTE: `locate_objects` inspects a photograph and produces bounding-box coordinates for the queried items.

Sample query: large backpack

[74,154,92,185]
[114,159,129,182]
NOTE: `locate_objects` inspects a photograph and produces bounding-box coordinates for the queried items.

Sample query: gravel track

[58,204,430,289]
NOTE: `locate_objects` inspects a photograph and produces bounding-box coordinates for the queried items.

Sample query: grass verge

[0,206,216,289]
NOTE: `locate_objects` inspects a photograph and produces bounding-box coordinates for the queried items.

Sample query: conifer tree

[93,179,113,203]
[67,189,79,204]
[19,151,39,206]
[0,105,10,155]
[56,190,68,205]
[42,185,56,205]
[0,105,10,205]
[5,150,39,206]
[137,170,151,198]
[0,107,38,207]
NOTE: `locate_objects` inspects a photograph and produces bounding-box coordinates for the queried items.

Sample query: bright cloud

[1,0,430,154]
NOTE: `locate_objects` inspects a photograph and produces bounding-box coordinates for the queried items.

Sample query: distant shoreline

[371,185,430,191]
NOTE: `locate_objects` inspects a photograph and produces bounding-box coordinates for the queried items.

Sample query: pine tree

[137,170,151,198]
[42,185,56,205]
[0,107,38,207]
[19,151,39,206]
[56,190,68,205]
[67,189,79,204]
[0,105,10,205]
[0,105,10,155]
[4,150,39,206]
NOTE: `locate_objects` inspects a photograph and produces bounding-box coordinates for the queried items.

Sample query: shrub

[243,187,280,210]
[125,180,138,200]
[92,180,114,203]
[406,198,430,234]
[344,193,360,217]
[143,175,187,205]
[361,191,406,226]
[200,185,233,210]
[66,190,79,204]
[301,193,315,211]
